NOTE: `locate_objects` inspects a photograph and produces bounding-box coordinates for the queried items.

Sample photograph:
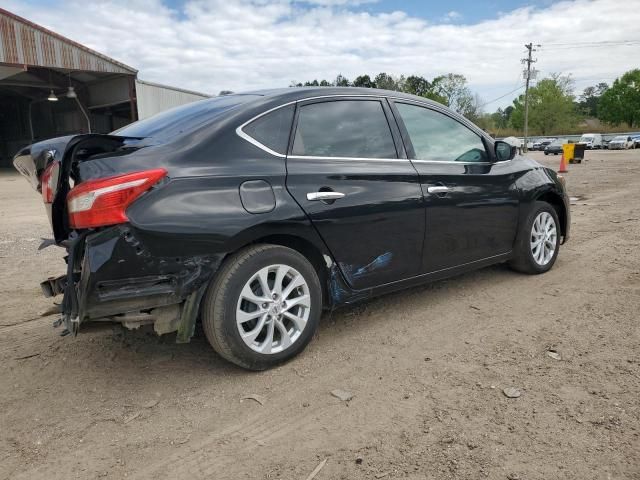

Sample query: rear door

[285,97,425,290]
[390,100,519,273]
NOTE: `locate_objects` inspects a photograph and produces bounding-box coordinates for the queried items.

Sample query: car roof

[237,87,445,107]
[118,87,490,144]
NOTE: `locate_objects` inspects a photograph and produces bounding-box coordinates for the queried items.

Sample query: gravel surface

[0,150,639,479]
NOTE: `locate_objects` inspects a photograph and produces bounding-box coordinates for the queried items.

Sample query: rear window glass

[292,100,397,158]
[242,104,294,155]
[113,95,260,140]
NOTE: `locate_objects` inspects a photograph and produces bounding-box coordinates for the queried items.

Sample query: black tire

[509,201,561,274]
[202,244,322,370]
[544,151,549,155]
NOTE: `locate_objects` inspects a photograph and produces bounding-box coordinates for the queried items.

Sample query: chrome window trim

[235,93,497,161]
[411,159,513,165]
[288,155,406,162]
[235,100,297,158]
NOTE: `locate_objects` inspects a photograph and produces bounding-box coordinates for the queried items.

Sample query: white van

[579,133,603,149]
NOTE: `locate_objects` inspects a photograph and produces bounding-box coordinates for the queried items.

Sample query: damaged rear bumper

[51,225,224,341]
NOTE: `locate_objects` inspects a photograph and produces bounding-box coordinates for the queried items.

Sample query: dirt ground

[1,150,639,480]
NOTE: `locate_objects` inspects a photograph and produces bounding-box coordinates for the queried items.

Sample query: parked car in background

[13,87,570,370]
[578,133,603,149]
[631,135,640,149]
[608,135,633,150]
[502,136,523,153]
[534,138,556,151]
[544,138,570,155]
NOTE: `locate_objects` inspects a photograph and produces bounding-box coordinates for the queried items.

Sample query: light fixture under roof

[47,89,58,102]
[66,86,77,99]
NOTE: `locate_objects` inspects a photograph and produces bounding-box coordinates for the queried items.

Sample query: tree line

[291,72,483,121]
[291,68,640,135]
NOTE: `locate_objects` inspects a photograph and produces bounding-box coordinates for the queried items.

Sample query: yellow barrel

[562,143,575,162]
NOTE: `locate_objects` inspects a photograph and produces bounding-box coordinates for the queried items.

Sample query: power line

[541,40,640,50]
[479,84,525,108]
[543,39,640,46]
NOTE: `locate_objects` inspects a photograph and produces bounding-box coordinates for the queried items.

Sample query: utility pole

[522,43,538,152]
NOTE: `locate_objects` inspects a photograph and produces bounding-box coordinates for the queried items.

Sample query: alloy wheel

[530,211,557,266]
[236,264,311,354]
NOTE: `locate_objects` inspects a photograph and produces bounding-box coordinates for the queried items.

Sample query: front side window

[395,103,488,163]
[292,100,397,158]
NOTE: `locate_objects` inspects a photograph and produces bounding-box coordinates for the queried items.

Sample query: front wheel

[509,202,561,274]
[202,244,322,370]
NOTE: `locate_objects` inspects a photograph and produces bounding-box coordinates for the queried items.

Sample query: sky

[5,0,640,111]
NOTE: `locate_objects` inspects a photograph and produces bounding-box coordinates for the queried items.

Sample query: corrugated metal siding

[0,8,136,74]
[135,80,210,120]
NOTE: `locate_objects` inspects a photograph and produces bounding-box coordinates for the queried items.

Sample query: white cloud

[443,10,461,21]
[4,0,640,108]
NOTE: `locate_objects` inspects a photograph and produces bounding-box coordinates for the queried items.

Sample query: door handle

[427,186,450,194]
[306,191,346,201]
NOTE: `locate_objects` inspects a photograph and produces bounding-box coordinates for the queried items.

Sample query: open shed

[0,8,209,167]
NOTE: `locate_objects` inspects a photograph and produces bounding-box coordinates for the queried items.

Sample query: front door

[390,100,519,272]
[285,97,425,290]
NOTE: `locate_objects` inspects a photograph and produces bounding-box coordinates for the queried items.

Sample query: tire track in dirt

[0,317,62,360]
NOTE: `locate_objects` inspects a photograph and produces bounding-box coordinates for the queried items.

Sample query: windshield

[580,135,594,141]
[113,94,260,139]
[612,136,627,142]
[550,139,565,146]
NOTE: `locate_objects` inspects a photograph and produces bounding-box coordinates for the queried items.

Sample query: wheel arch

[534,191,567,240]
[228,233,336,309]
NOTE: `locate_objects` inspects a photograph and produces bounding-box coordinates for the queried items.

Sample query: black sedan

[13,88,570,370]
[544,138,570,155]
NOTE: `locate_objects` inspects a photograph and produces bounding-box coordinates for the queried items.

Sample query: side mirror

[494,140,516,161]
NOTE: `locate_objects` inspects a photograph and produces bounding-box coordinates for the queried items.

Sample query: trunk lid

[13,134,145,243]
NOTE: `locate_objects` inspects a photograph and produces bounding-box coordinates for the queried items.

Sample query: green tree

[352,75,375,88]
[403,75,431,97]
[334,74,351,87]
[510,74,578,135]
[373,72,398,91]
[431,74,474,115]
[578,82,608,117]
[489,106,514,129]
[598,69,640,127]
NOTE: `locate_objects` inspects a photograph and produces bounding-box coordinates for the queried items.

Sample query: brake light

[41,161,60,203]
[67,169,167,229]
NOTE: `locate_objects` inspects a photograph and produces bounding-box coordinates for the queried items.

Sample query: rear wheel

[509,201,560,274]
[202,244,322,370]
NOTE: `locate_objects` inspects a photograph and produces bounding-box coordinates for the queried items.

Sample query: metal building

[0,8,210,167]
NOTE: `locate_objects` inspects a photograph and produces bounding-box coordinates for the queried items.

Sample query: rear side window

[292,100,397,158]
[113,95,260,140]
[242,104,295,155]
[395,103,488,163]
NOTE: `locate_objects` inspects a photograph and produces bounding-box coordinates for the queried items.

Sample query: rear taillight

[67,169,167,229]
[41,161,60,203]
